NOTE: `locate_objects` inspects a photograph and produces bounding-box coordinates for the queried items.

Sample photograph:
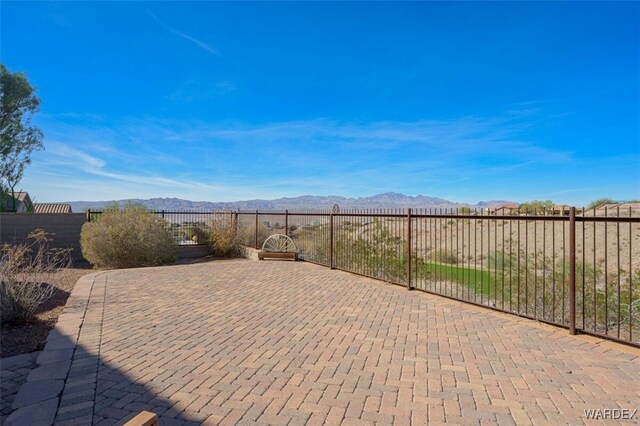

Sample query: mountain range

[65,192,516,212]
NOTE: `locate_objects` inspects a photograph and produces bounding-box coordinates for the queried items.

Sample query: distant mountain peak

[65,193,518,212]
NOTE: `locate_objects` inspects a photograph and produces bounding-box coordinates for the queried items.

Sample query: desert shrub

[191,224,209,244]
[238,222,271,248]
[333,219,407,283]
[518,200,554,215]
[586,198,617,210]
[206,215,239,257]
[430,249,459,265]
[482,245,640,341]
[485,251,516,269]
[80,209,176,268]
[291,226,330,265]
[1,230,71,325]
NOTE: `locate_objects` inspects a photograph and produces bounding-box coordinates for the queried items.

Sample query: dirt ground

[0,265,92,358]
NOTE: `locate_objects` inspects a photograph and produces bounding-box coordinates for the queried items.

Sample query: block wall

[0,213,88,262]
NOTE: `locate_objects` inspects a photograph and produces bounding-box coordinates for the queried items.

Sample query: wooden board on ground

[123,411,158,426]
[258,251,297,261]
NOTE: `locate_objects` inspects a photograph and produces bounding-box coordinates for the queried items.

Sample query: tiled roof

[14,192,30,202]
[1,191,33,212]
[33,203,73,214]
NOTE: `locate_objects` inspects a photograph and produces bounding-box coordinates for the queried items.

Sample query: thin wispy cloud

[27,141,240,201]
[24,111,593,203]
[147,10,219,57]
[44,142,106,169]
[116,115,572,164]
[165,80,236,102]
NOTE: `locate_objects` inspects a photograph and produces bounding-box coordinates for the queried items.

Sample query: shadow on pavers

[7,334,206,426]
[5,269,207,426]
[1,287,72,359]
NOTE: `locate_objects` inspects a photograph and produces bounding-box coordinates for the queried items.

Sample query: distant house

[551,205,571,216]
[1,191,34,212]
[33,203,73,214]
[493,205,518,216]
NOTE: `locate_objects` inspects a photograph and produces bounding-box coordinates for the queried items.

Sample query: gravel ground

[0,265,92,358]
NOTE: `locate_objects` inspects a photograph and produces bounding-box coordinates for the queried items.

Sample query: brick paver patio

[7,259,640,425]
[0,351,41,425]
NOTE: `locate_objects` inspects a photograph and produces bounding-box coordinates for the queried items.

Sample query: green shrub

[586,198,617,209]
[430,249,459,265]
[333,219,407,283]
[485,251,516,269]
[1,230,71,325]
[80,209,176,268]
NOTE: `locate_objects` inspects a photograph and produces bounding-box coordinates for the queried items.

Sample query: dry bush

[190,224,209,245]
[238,222,271,248]
[429,249,460,265]
[80,209,176,268]
[206,215,239,257]
[1,230,71,325]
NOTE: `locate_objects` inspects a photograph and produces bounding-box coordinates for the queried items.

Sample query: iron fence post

[569,206,577,335]
[285,209,289,237]
[234,212,239,239]
[330,213,334,269]
[407,208,413,290]
[87,208,91,222]
[255,209,259,249]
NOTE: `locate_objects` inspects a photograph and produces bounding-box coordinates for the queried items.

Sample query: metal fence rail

[88,207,639,346]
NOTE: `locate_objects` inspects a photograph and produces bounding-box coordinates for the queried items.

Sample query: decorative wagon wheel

[261,234,298,253]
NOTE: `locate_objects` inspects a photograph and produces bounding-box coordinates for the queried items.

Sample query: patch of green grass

[420,262,496,297]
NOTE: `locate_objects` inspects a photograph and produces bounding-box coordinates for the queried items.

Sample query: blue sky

[2,1,639,205]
